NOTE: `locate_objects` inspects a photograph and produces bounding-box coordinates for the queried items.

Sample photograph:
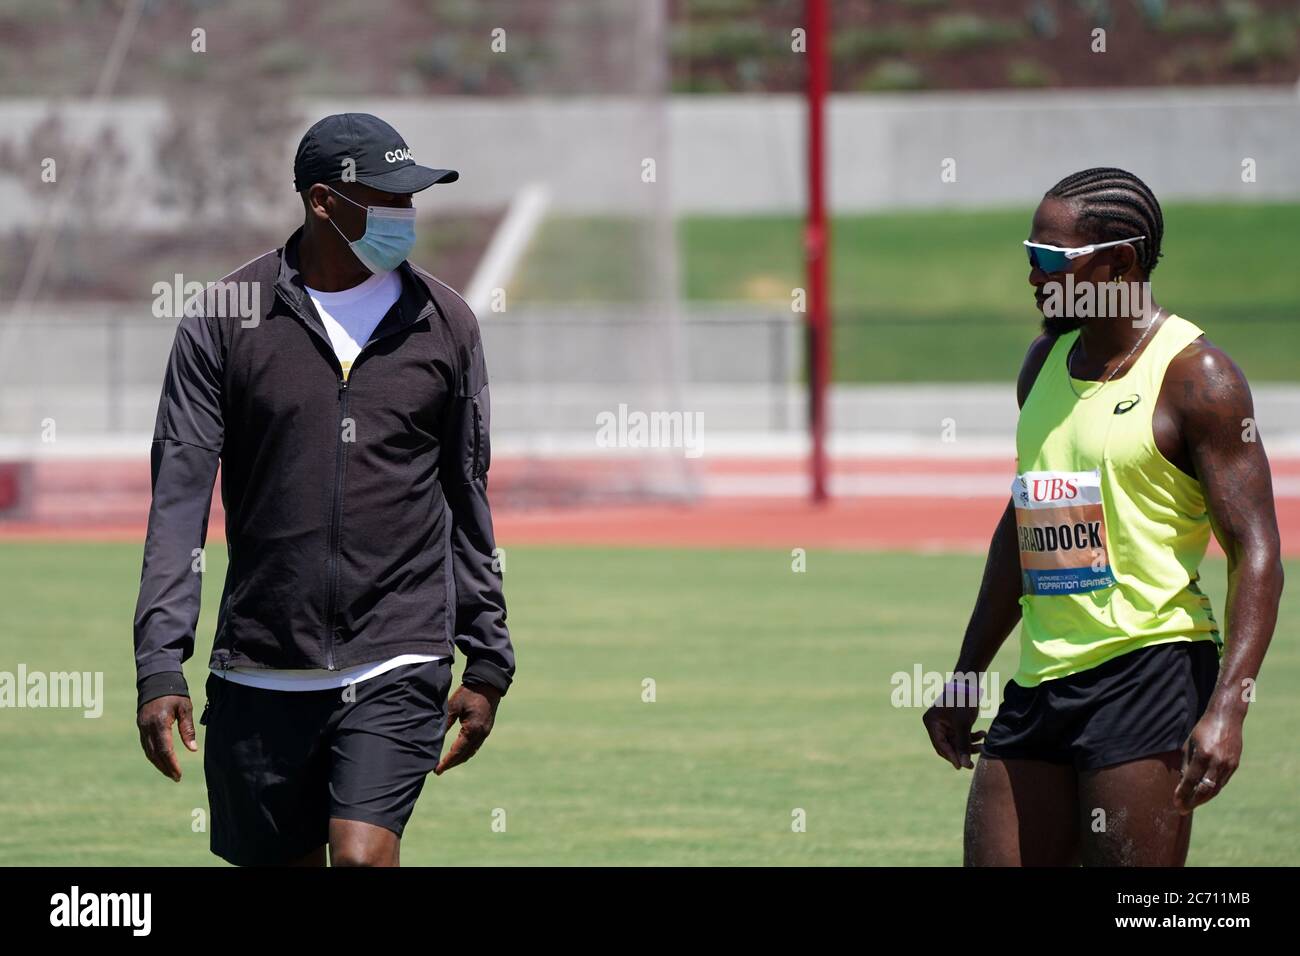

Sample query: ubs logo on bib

[1012,469,1115,596]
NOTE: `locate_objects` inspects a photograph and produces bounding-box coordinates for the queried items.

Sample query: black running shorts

[200,657,453,866]
[981,639,1219,771]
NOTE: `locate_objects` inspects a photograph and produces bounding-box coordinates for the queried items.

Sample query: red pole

[805,0,830,503]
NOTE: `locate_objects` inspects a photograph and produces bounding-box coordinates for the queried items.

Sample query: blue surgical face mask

[326,185,417,274]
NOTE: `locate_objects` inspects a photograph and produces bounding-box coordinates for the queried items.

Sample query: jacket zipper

[282,283,430,673]
[322,373,349,671]
[470,397,483,478]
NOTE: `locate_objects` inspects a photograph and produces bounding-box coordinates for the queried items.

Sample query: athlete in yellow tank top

[921,167,1283,868]
[1013,311,1221,685]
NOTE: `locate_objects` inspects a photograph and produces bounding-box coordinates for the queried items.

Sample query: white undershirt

[307,268,403,381]
[211,268,443,692]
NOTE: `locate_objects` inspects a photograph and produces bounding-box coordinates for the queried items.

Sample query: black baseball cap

[293,113,459,194]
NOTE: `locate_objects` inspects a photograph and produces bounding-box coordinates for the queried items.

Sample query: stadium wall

[0,87,1295,227]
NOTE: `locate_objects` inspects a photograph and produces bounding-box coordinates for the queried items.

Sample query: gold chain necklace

[1066,308,1163,400]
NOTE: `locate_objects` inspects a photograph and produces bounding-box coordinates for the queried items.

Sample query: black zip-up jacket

[133,228,514,709]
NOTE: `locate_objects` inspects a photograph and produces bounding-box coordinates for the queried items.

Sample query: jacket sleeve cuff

[461,658,512,696]
[137,671,190,711]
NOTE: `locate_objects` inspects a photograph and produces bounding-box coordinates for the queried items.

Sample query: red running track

[1,456,1296,555]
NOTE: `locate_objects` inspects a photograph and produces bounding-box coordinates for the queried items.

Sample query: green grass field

[1,541,1296,865]
[512,202,1300,383]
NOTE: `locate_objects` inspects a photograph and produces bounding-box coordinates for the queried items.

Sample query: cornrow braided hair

[1046,167,1164,275]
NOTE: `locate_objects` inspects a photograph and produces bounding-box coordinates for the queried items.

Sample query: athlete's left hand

[434,683,502,775]
[1174,707,1243,814]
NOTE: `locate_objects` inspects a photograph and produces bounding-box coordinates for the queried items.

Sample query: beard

[1041,312,1087,336]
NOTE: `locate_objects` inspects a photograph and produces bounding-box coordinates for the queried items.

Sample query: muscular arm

[952,501,1021,675]
[951,334,1056,676]
[924,334,1054,768]
[1164,341,1283,809]
[1171,343,1282,715]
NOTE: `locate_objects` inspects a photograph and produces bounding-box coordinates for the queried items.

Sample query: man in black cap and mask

[133,113,515,866]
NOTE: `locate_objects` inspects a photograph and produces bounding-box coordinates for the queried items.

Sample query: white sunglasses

[1024,235,1146,273]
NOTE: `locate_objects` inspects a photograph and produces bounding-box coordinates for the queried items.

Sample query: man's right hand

[137,695,198,782]
[922,700,984,770]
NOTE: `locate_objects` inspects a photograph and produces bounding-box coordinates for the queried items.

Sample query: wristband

[942,677,981,707]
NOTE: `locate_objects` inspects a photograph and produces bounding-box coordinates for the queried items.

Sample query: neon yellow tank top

[1012,313,1221,686]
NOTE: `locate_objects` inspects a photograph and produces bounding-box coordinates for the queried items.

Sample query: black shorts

[200,657,453,866]
[981,640,1219,771]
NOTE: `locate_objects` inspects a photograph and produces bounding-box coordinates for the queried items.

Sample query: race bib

[1012,469,1115,595]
